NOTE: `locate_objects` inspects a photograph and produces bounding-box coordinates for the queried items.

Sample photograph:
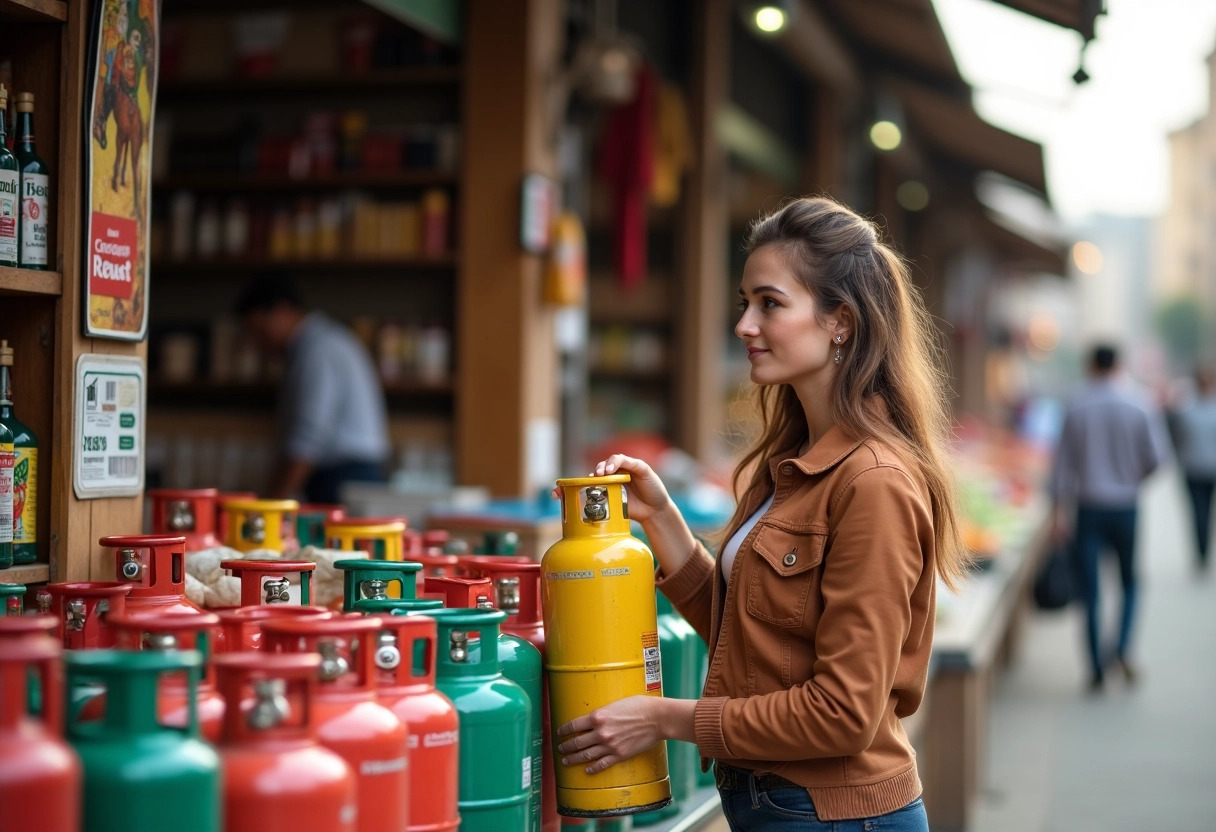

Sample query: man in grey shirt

[236,276,390,504]
[1049,344,1171,692]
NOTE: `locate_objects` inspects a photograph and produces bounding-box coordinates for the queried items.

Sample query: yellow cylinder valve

[541,474,672,818]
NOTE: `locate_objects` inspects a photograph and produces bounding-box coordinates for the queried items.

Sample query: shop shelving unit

[0,0,145,584]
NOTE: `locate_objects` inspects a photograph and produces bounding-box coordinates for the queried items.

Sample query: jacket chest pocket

[745,522,827,628]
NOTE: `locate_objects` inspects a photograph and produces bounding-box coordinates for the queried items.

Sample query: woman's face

[735,245,843,389]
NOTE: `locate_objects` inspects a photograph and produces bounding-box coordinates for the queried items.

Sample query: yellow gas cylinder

[541,474,672,819]
[324,517,407,599]
[221,499,300,554]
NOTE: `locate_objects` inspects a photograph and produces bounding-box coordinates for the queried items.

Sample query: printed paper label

[12,448,35,544]
[0,171,17,262]
[0,443,13,545]
[20,173,48,266]
[642,631,662,692]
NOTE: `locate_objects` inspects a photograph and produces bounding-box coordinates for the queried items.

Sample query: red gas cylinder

[108,611,226,741]
[37,582,131,649]
[423,575,494,609]
[101,534,206,617]
[215,605,334,653]
[455,554,533,578]
[148,489,222,552]
[215,652,356,832]
[371,614,460,832]
[421,529,450,554]
[261,616,410,832]
[215,491,257,544]
[458,560,556,832]
[221,559,317,608]
[0,616,80,832]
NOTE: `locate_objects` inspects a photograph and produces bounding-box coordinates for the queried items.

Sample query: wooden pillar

[52,0,146,581]
[675,0,729,462]
[457,0,563,496]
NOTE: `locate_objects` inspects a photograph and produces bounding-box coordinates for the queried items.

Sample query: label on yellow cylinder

[642,632,662,691]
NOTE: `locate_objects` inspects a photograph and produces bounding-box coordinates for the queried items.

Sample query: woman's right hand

[553,454,674,525]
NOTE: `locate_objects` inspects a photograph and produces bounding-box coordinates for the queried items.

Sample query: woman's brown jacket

[656,423,936,821]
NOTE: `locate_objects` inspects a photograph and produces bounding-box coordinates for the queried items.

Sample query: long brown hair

[727,196,969,590]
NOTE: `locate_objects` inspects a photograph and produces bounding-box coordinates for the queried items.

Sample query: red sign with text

[89,212,136,300]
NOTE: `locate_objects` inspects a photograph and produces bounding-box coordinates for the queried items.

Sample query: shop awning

[986,0,1104,39]
[819,0,964,88]
[975,212,1068,275]
[889,80,1048,196]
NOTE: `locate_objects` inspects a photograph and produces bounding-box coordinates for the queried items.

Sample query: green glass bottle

[0,85,19,268]
[0,417,13,569]
[0,341,37,563]
[15,92,48,270]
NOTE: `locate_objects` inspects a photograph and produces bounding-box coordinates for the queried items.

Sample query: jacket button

[782,552,797,566]
[781,464,794,475]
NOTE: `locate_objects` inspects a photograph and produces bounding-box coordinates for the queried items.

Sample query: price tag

[73,354,145,499]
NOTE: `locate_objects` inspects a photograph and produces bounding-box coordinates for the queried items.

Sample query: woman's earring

[834,334,843,364]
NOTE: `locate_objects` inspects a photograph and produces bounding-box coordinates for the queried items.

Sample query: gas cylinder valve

[449,629,469,663]
[65,599,86,631]
[494,578,521,615]
[363,578,388,601]
[167,500,195,531]
[248,678,291,729]
[35,591,50,614]
[317,640,350,681]
[263,577,291,605]
[242,513,267,545]
[374,632,401,670]
[119,549,142,581]
[584,486,609,522]
[142,632,178,651]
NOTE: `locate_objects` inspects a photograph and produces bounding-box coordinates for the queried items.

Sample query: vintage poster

[83,0,159,340]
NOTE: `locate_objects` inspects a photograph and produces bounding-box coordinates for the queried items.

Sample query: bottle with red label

[0,84,18,268]
[0,416,12,569]
[15,92,49,270]
[0,340,37,564]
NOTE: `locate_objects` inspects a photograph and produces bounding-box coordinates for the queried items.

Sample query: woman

[1172,366,1216,570]
[555,196,969,830]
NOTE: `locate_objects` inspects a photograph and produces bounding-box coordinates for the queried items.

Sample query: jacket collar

[767,421,867,480]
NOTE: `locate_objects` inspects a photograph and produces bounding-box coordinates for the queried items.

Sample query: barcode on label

[642,631,662,692]
[108,456,138,477]
[105,381,116,401]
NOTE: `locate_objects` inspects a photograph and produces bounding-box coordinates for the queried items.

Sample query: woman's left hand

[556,695,665,774]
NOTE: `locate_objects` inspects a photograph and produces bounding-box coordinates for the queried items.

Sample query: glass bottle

[0,341,37,564]
[0,85,18,268]
[14,93,48,270]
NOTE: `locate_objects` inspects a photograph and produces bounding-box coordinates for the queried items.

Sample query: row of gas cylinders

[1,475,710,831]
[146,487,518,564]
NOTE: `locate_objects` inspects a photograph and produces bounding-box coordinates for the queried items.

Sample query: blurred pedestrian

[1049,344,1171,692]
[235,274,391,504]
[555,197,968,831]
[1171,366,1216,571]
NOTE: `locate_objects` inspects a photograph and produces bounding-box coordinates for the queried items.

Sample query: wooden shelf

[589,367,671,384]
[152,256,457,274]
[153,171,458,192]
[159,67,462,100]
[0,266,62,296]
[0,0,67,23]
[0,562,49,585]
[150,379,454,408]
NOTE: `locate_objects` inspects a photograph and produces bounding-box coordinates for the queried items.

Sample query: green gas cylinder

[64,650,220,832]
[336,559,421,612]
[631,591,698,826]
[415,607,532,832]
[0,582,24,615]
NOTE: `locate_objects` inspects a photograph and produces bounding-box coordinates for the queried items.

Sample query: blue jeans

[1074,505,1139,681]
[718,772,928,831]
